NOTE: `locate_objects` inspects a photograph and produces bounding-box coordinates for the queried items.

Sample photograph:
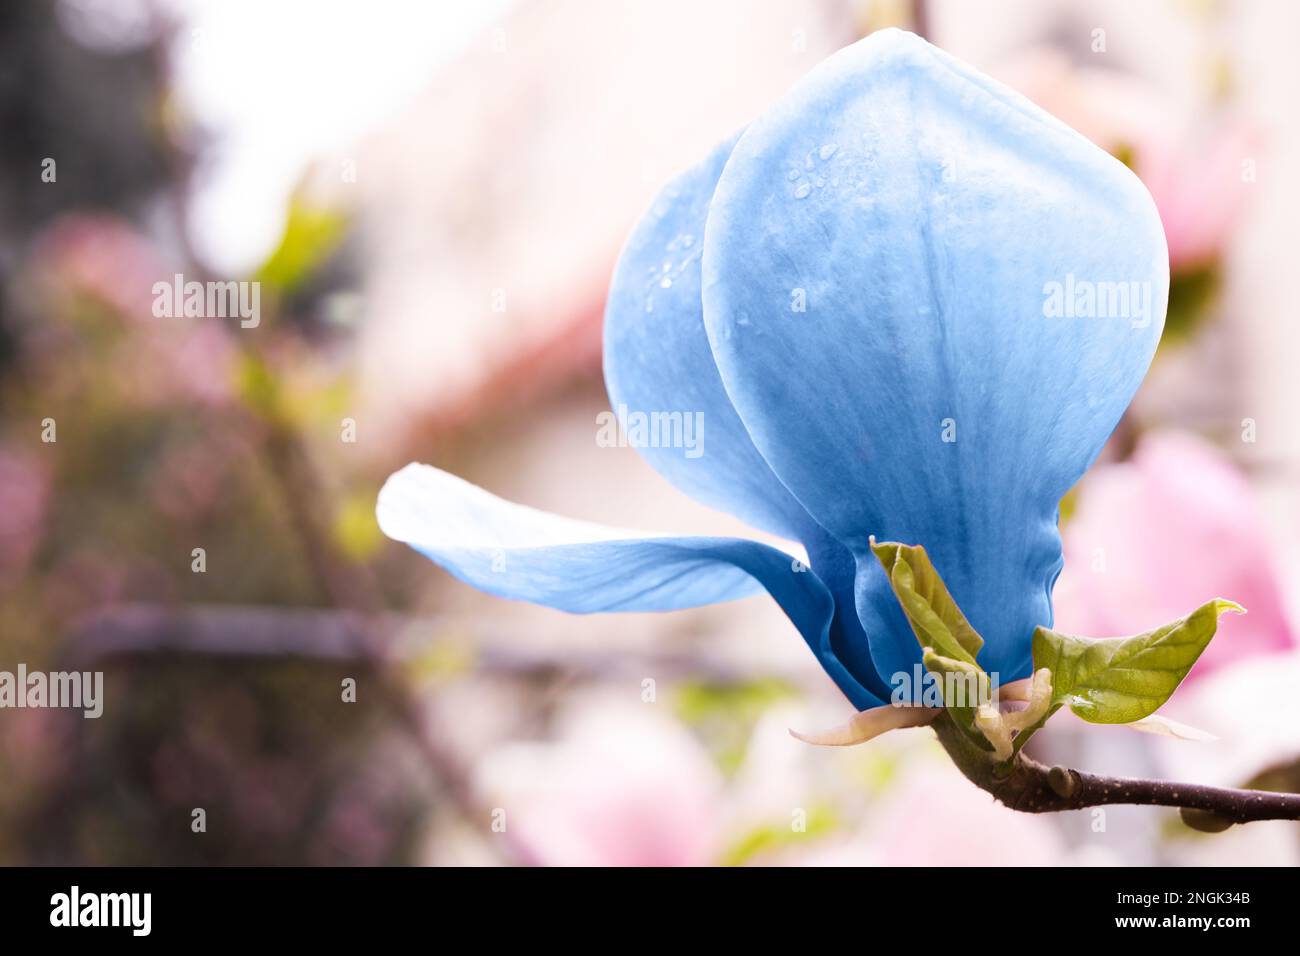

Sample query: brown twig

[932,712,1300,831]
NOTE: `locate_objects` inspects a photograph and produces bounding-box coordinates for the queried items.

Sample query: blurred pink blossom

[1053,431,1295,679]
[1140,122,1258,273]
[795,758,1082,867]
[864,761,1076,866]
[1153,650,1300,793]
[475,700,723,866]
[0,448,51,589]
[33,214,168,321]
[1147,650,1300,866]
[995,49,1257,273]
[30,214,236,407]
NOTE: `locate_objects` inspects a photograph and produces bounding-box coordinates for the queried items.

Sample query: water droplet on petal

[787,169,802,181]
[794,182,812,199]
[660,277,672,289]
[819,143,838,160]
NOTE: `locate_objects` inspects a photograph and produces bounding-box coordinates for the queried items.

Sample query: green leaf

[1032,599,1244,725]
[233,352,282,421]
[870,539,983,665]
[255,198,349,293]
[1164,261,1221,344]
[870,540,990,749]
[921,648,991,747]
[1007,668,1056,755]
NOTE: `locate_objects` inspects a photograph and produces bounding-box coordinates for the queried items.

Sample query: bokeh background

[1,0,1298,866]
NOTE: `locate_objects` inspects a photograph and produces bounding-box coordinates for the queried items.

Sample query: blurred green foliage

[675,677,797,774]
[255,200,350,295]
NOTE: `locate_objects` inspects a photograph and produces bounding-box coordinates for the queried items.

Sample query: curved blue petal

[603,133,819,544]
[602,133,881,705]
[701,29,1167,690]
[377,464,884,708]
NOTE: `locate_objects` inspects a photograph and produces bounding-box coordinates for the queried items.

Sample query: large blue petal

[377,464,884,708]
[603,133,818,544]
[701,29,1167,689]
[602,133,882,705]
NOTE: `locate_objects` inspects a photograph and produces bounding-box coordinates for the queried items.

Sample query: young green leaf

[870,539,983,665]
[1032,599,1244,725]
[921,648,991,746]
[1005,668,1056,755]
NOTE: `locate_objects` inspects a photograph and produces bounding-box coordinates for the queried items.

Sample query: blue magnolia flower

[376,29,1167,713]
